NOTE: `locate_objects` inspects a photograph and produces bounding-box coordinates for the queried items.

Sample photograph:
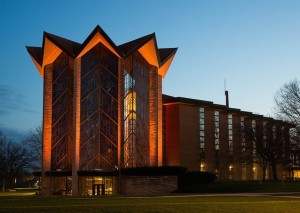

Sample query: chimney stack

[225,90,229,109]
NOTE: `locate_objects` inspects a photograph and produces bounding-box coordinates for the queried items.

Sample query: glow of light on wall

[157,76,163,166]
[34,38,63,77]
[164,104,180,166]
[200,163,205,169]
[72,58,81,196]
[43,38,62,70]
[149,69,158,166]
[29,55,43,77]
[42,65,53,172]
[138,38,159,67]
[77,32,121,59]
[158,54,176,78]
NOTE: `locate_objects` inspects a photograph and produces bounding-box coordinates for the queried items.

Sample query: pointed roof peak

[26,46,43,65]
[27,25,177,78]
[78,25,121,57]
[158,48,178,66]
[118,33,155,57]
[43,32,81,57]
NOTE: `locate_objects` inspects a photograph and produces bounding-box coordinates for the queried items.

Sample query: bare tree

[274,79,300,128]
[274,79,300,166]
[243,123,268,180]
[22,125,42,171]
[0,130,7,191]
[0,130,34,190]
[244,121,289,180]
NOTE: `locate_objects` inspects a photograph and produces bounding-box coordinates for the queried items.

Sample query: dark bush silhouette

[120,166,186,176]
[179,171,217,185]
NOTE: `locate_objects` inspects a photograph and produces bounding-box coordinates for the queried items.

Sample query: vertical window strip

[263,121,267,147]
[199,107,205,171]
[241,117,245,152]
[252,120,256,155]
[273,125,276,140]
[214,111,220,150]
[228,114,233,155]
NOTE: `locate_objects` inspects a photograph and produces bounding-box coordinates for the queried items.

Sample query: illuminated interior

[124,87,136,167]
[293,170,300,178]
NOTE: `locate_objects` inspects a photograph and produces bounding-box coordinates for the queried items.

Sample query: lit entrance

[92,184,105,195]
[81,176,114,196]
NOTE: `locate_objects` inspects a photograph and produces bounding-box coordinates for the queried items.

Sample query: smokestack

[225,90,229,109]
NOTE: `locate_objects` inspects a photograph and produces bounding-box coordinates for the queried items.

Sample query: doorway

[92,184,105,195]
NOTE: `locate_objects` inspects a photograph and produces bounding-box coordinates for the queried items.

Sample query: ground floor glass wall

[78,176,118,196]
[49,176,72,195]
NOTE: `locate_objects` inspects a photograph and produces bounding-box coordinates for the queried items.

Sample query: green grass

[1,182,300,212]
[179,180,300,193]
[1,194,300,212]
[0,188,36,197]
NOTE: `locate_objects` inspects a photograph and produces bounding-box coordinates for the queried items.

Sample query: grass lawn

[1,194,300,213]
[0,188,36,197]
[1,182,300,212]
[179,180,300,193]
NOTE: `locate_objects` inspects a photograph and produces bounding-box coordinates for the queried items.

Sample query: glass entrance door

[92,184,105,195]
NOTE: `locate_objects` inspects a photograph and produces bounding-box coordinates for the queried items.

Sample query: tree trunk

[2,177,5,192]
[271,162,278,180]
[262,166,266,181]
[260,159,268,181]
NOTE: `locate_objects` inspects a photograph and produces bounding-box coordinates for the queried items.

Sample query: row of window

[198,108,287,174]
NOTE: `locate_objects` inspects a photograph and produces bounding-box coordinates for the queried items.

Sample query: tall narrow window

[214,111,220,172]
[214,111,220,150]
[228,114,234,179]
[123,52,151,167]
[241,117,245,152]
[263,121,267,148]
[228,114,233,155]
[252,120,256,155]
[199,107,205,171]
[273,125,276,140]
[124,72,136,167]
[281,126,285,147]
[241,116,246,179]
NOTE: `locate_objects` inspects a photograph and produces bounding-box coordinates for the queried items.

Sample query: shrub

[178,171,216,188]
[121,166,186,176]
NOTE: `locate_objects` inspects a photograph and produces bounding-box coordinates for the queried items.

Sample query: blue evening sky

[1,0,300,141]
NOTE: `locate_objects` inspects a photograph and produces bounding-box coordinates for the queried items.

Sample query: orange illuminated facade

[27,25,177,195]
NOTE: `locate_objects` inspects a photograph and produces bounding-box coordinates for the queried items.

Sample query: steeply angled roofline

[158,48,178,66]
[26,46,43,76]
[43,32,81,57]
[27,25,177,78]
[118,33,155,57]
[26,46,42,65]
[78,25,122,57]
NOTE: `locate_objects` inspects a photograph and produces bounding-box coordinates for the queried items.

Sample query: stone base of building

[121,176,177,196]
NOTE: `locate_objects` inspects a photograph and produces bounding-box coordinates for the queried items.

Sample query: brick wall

[121,176,178,196]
